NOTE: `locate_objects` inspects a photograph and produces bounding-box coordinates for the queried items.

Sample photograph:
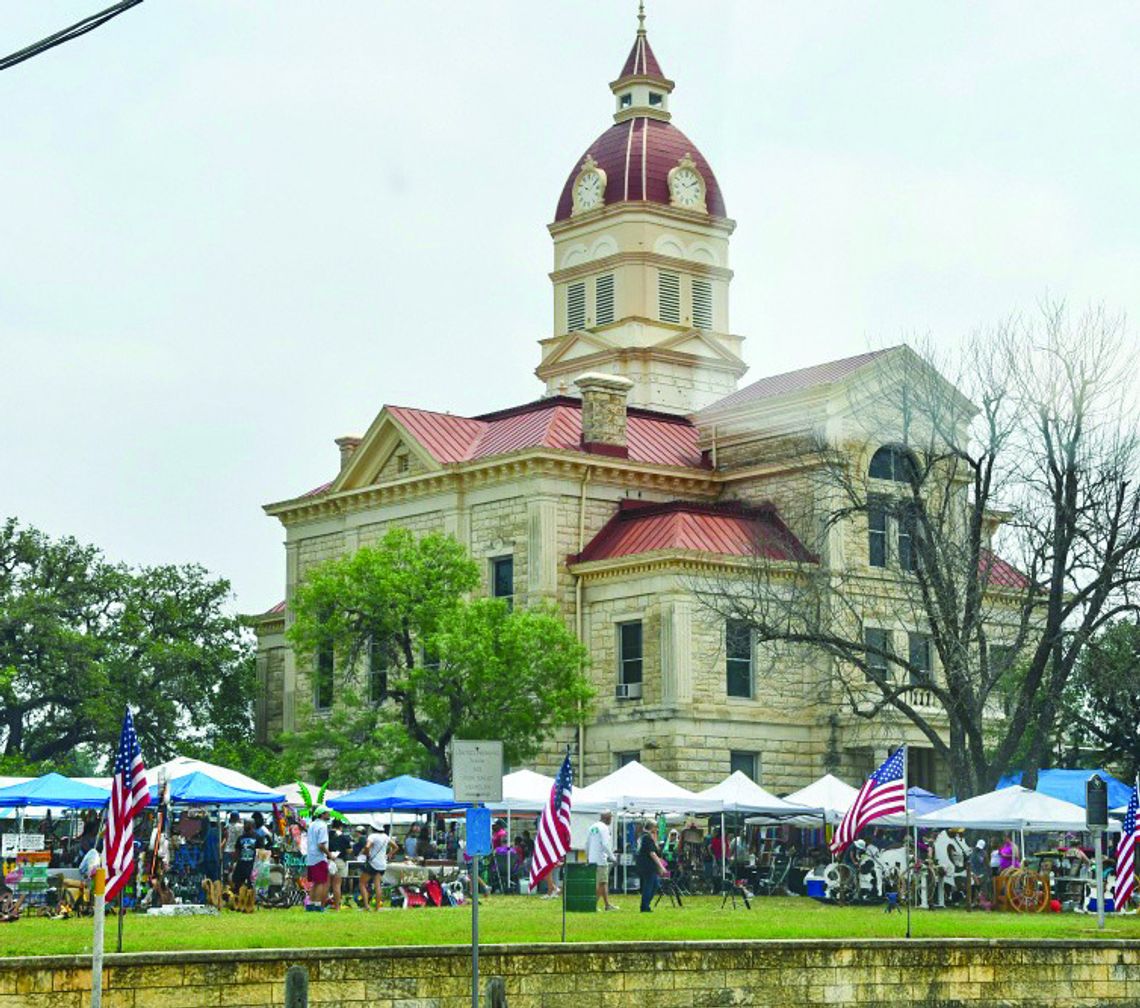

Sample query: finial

[637,0,646,33]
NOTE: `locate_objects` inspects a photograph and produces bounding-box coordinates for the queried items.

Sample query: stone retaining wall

[3,939,1140,1007]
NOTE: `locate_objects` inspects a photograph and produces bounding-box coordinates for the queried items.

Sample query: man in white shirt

[358,828,391,911]
[305,809,331,912]
[585,810,618,910]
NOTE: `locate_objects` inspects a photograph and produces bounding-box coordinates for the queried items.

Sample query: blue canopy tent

[0,772,110,809]
[152,771,284,805]
[997,768,1132,810]
[328,774,469,812]
[908,786,955,817]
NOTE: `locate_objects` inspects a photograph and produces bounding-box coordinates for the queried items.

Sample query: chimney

[574,372,634,457]
[335,436,362,470]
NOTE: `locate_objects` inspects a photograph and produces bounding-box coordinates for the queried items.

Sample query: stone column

[282,541,300,732]
[659,597,693,706]
[527,497,558,600]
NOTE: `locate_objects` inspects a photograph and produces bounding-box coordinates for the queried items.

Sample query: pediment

[655,329,745,365]
[540,330,618,368]
[331,410,443,493]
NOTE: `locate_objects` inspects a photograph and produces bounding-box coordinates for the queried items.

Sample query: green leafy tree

[0,518,256,769]
[283,528,592,784]
[1060,620,1140,781]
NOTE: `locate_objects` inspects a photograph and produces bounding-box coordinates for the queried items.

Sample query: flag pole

[903,745,911,940]
[560,853,567,943]
[90,866,106,1008]
[116,892,124,953]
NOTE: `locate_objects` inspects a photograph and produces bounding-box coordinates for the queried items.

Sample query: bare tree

[696,305,1140,798]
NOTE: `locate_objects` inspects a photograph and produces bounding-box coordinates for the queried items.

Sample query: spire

[616,1,668,84]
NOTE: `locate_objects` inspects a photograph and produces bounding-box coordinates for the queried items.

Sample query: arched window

[869,445,917,483]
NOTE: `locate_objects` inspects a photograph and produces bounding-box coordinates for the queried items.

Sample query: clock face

[671,168,704,208]
[574,171,604,211]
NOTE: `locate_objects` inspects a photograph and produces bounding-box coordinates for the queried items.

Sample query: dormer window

[619,92,632,108]
[649,92,663,107]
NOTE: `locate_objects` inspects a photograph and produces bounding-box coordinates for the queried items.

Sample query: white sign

[451,740,503,803]
[2,833,45,856]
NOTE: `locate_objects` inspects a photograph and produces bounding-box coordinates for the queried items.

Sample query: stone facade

[5,941,1140,1007]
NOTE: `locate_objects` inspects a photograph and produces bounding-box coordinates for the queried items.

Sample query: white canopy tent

[754,773,858,827]
[698,771,822,816]
[575,761,722,815]
[916,785,1119,833]
[149,756,275,794]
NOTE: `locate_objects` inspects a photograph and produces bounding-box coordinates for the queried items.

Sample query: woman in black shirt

[635,821,666,912]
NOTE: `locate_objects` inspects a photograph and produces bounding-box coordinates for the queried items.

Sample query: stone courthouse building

[254,15,990,793]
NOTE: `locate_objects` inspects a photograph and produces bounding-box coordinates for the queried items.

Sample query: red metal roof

[701,348,897,413]
[554,117,726,221]
[573,500,817,564]
[618,30,666,81]
[980,548,1031,590]
[265,600,286,615]
[386,398,707,470]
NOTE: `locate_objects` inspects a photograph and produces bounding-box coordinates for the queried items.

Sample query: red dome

[554,117,727,222]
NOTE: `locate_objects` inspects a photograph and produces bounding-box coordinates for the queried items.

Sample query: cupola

[610,3,674,123]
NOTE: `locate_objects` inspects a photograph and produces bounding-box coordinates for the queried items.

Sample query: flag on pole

[830,746,907,857]
[105,708,151,903]
[1115,780,1138,911]
[529,753,573,891]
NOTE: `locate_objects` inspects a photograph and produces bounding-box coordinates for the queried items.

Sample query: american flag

[529,753,573,891]
[104,708,151,902]
[1115,781,1138,911]
[830,746,907,857]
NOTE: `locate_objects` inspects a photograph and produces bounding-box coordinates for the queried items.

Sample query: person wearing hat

[305,808,332,911]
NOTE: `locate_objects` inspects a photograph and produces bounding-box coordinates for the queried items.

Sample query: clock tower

[538,7,747,415]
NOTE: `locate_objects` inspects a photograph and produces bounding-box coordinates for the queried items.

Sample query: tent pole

[721,812,726,889]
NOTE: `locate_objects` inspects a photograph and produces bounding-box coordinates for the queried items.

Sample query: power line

[0,0,145,73]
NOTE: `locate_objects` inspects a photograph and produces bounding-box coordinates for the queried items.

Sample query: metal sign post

[452,741,503,1008]
[1087,774,1108,930]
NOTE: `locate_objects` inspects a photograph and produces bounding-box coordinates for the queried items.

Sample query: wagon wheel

[823,863,857,905]
[1008,869,1050,913]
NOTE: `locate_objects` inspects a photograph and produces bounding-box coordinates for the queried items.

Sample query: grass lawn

[6,895,1140,957]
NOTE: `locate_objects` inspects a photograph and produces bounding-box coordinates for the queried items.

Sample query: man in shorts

[358,826,391,911]
[305,808,332,911]
[586,810,618,910]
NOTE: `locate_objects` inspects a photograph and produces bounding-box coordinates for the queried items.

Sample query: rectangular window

[368,637,385,706]
[422,646,441,671]
[658,271,680,324]
[725,619,753,698]
[692,278,713,330]
[864,627,891,682]
[491,555,514,610]
[615,750,640,769]
[595,273,615,326]
[619,92,632,108]
[909,746,937,791]
[898,502,919,572]
[908,633,932,685]
[314,644,334,711]
[729,751,758,782]
[567,280,586,330]
[868,502,887,568]
[617,620,643,699]
[648,92,663,107]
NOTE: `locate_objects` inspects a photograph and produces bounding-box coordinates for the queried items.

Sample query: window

[868,502,888,568]
[648,92,663,107]
[619,92,632,108]
[491,555,514,610]
[908,633,932,686]
[567,280,586,330]
[725,620,753,698]
[595,273,615,326]
[869,445,917,483]
[617,621,643,699]
[396,453,409,475]
[898,502,919,572]
[368,637,386,706]
[615,750,640,769]
[658,271,680,324]
[864,627,891,681]
[909,746,937,791]
[314,644,334,711]
[691,278,713,330]
[422,645,441,671]
[730,751,758,782]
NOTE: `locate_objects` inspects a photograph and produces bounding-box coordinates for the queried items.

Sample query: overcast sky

[3,1,1137,614]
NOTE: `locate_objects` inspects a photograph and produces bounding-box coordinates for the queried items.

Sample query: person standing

[635,820,666,912]
[359,825,391,911]
[231,820,263,894]
[305,809,332,912]
[586,810,618,910]
[223,811,242,876]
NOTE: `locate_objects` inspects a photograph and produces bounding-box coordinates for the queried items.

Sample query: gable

[331,410,444,493]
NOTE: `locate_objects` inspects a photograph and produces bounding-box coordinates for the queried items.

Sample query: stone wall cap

[574,372,635,392]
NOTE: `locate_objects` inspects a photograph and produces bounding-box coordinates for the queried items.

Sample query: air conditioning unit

[615,682,643,700]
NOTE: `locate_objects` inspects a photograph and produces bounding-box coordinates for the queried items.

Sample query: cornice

[551,250,733,284]
[569,549,805,583]
[548,201,736,238]
[536,345,747,380]
[264,451,719,526]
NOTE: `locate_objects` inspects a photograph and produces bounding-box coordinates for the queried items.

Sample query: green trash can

[564,862,597,913]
